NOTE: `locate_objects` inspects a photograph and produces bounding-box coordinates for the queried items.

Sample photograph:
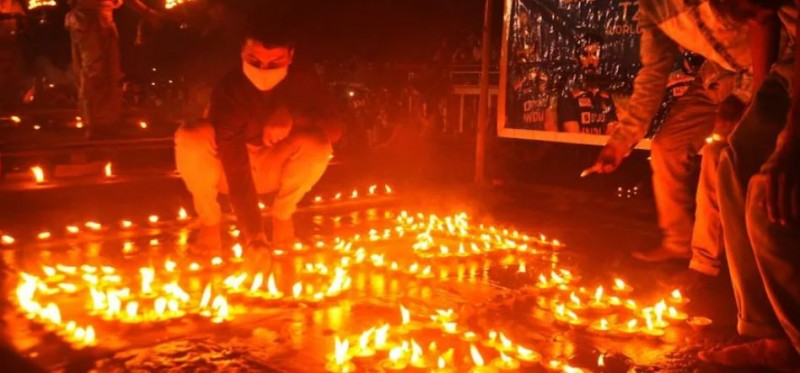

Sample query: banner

[497,0,698,148]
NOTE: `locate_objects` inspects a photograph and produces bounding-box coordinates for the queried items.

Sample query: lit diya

[481,330,499,347]
[616,319,640,337]
[514,345,541,364]
[491,351,521,370]
[496,332,515,352]
[667,306,688,321]
[398,304,423,332]
[612,278,633,294]
[669,289,690,305]
[568,292,587,311]
[641,313,665,338]
[431,355,455,373]
[469,344,498,373]
[409,339,428,368]
[589,318,614,336]
[353,328,376,358]
[325,336,356,373]
[380,344,409,370]
[589,286,610,313]
[460,330,480,342]
[687,316,713,331]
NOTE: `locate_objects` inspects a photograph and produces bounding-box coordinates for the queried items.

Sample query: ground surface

[0,136,763,373]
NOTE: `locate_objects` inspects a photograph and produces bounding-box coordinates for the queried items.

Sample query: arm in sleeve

[209,90,263,242]
[608,10,679,150]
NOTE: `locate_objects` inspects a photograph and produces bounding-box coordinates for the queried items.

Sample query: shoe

[632,247,691,262]
[698,338,800,372]
[272,217,296,247]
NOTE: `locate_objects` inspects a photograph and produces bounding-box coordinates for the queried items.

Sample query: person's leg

[251,128,332,244]
[634,82,717,261]
[701,74,797,369]
[689,140,725,275]
[175,122,225,251]
[747,175,800,354]
[75,13,121,132]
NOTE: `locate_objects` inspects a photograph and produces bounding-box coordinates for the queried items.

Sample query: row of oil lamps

[0,184,394,246]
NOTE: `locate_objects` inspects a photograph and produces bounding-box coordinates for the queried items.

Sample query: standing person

[66,0,162,138]
[697,0,800,370]
[582,0,752,277]
[174,14,343,254]
[0,0,24,110]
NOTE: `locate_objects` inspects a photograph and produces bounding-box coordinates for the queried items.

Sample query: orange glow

[37,231,51,240]
[499,332,513,350]
[31,166,45,184]
[400,304,410,325]
[138,121,148,129]
[250,273,263,293]
[266,273,282,298]
[598,353,605,367]
[333,335,350,365]
[374,323,389,349]
[292,282,303,298]
[121,220,133,229]
[148,215,159,224]
[594,286,604,304]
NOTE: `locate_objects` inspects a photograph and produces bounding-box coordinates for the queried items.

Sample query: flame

[400,304,410,325]
[104,162,113,177]
[211,257,223,266]
[570,292,581,307]
[645,312,655,330]
[410,339,423,360]
[199,284,212,309]
[671,289,682,301]
[66,225,79,234]
[121,220,133,229]
[31,166,45,184]
[85,221,101,231]
[499,332,513,349]
[594,286,604,303]
[164,259,177,272]
[351,190,358,199]
[614,278,626,290]
[385,184,393,194]
[250,273,264,293]
[599,318,609,330]
[358,328,373,349]
[1,235,14,245]
[189,262,200,271]
[126,301,138,320]
[598,353,605,367]
[37,232,51,240]
[154,297,167,317]
[313,196,323,203]
[211,295,229,322]
[517,345,535,358]
[292,282,303,298]
[333,336,350,365]
[627,318,638,330]
[139,267,155,295]
[266,274,282,298]
[517,261,526,273]
[369,185,377,195]
[469,344,485,366]
[84,325,96,346]
[258,202,266,210]
[178,207,188,221]
[148,215,159,224]
[437,356,446,369]
[232,243,243,259]
[388,345,405,362]
[442,322,457,334]
[138,121,148,129]
[374,324,389,349]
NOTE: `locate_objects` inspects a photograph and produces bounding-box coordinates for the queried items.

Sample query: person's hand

[263,107,293,147]
[244,238,273,274]
[581,142,627,177]
[763,131,800,226]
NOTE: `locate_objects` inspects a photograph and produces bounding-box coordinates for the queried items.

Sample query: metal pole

[475,0,492,186]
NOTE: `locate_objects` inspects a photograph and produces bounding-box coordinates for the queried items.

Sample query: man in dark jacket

[175,17,342,253]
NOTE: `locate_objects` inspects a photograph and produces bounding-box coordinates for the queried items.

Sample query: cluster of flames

[10,203,706,371]
[28,0,56,10]
[165,0,193,10]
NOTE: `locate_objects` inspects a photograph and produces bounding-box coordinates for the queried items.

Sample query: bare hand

[764,133,800,225]
[582,143,627,177]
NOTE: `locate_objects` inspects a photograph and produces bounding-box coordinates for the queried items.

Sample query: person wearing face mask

[174,15,343,256]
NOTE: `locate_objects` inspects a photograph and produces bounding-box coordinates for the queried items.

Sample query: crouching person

[175,18,342,255]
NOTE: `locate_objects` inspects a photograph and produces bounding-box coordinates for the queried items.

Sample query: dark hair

[243,2,300,48]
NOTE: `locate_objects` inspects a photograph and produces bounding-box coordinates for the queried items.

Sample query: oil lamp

[667,306,688,321]
[617,318,639,337]
[326,336,356,373]
[469,344,497,373]
[687,316,713,331]
[380,345,409,370]
[491,351,520,370]
[353,328,375,358]
[514,345,541,364]
[612,278,633,294]
[669,289,689,305]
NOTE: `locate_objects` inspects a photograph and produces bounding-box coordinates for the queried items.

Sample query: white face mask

[243,61,288,91]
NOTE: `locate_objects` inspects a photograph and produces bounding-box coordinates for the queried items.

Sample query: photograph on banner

[497,0,704,148]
